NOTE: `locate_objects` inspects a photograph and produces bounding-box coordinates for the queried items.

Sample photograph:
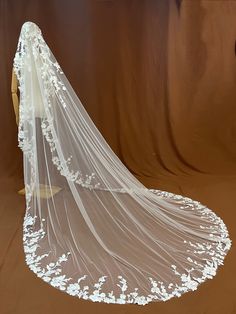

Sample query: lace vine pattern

[40,116,102,190]
[23,190,231,305]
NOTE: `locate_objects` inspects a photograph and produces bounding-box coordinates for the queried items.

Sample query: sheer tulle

[13,21,232,305]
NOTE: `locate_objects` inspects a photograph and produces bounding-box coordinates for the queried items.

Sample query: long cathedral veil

[13,21,232,305]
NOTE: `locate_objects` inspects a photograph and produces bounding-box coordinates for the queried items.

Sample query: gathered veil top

[13,21,232,305]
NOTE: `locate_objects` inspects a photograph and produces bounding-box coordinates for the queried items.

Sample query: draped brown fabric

[0,0,235,313]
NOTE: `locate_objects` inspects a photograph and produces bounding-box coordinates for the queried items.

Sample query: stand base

[18,185,62,199]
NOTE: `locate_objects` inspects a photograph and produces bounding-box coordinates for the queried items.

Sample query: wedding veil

[13,21,232,305]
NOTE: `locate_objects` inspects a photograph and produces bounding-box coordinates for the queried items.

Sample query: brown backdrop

[0,1,235,313]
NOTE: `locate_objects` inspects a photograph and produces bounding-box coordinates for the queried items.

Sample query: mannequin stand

[11,69,61,199]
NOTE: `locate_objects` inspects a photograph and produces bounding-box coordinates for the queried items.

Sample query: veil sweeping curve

[13,21,232,305]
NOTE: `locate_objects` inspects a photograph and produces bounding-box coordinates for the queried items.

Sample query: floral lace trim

[22,191,232,305]
[40,117,102,189]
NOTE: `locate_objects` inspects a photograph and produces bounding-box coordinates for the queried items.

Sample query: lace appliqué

[41,116,101,189]
[22,192,231,305]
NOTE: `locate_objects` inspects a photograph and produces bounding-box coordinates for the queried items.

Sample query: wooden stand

[11,68,61,199]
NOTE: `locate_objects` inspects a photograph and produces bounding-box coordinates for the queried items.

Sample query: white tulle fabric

[13,21,232,305]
